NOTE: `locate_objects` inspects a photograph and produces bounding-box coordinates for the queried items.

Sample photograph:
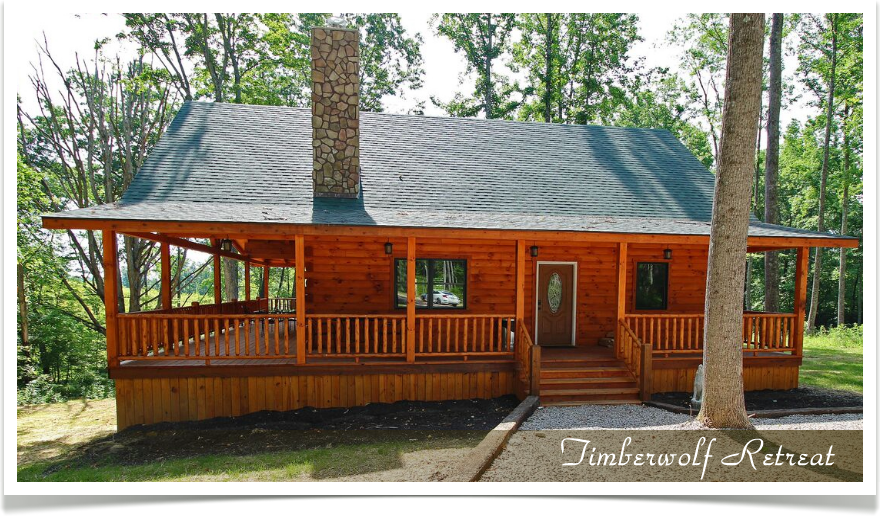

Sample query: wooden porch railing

[618,319,652,401]
[305,314,406,358]
[115,302,519,365]
[514,319,538,397]
[269,297,296,313]
[117,313,297,363]
[414,314,516,356]
[623,312,799,357]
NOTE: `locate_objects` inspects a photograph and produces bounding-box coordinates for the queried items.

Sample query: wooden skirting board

[652,363,800,393]
[115,371,516,430]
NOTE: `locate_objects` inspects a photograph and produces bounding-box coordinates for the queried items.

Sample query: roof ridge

[181,100,674,134]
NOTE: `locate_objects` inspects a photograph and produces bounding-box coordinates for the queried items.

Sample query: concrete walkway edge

[439,396,539,482]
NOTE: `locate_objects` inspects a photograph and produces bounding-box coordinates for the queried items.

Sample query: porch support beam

[295,235,306,364]
[263,265,270,298]
[244,263,251,301]
[160,242,172,310]
[212,239,221,304]
[793,247,809,357]
[406,236,416,363]
[103,230,120,367]
[122,232,263,264]
[515,240,525,323]
[615,242,628,359]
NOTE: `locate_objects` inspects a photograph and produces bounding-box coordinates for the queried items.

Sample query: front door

[536,263,576,346]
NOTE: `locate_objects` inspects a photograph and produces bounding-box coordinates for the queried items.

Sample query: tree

[18,38,177,316]
[430,13,519,119]
[513,13,641,125]
[697,13,764,429]
[667,14,730,168]
[797,13,862,331]
[763,13,784,312]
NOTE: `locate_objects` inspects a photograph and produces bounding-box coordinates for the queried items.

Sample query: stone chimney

[311,25,360,198]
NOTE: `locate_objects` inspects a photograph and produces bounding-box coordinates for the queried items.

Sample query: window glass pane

[635,262,668,310]
[429,259,466,309]
[395,259,408,308]
[395,258,466,310]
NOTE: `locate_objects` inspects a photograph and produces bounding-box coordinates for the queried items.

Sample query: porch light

[219,239,233,252]
[663,248,672,260]
[384,242,393,255]
[530,245,539,257]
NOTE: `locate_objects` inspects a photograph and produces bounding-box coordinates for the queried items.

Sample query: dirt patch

[58,396,519,469]
[651,387,862,412]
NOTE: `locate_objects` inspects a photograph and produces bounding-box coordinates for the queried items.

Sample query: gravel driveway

[481,404,863,482]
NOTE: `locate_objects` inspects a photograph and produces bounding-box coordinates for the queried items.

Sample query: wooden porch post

[406,236,416,362]
[295,235,306,364]
[515,240,525,324]
[244,264,251,301]
[263,265,270,298]
[103,230,120,367]
[160,242,172,310]
[212,239,221,304]
[615,242,628,359]
[793,247,809,356]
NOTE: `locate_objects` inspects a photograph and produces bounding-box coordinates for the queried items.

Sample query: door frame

[534,261,578,346]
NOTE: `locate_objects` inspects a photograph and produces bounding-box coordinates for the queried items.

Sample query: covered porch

[101,230,535,400]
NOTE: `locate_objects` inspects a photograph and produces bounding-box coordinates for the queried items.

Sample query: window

[395,258,467,309]
[635,262,668,310]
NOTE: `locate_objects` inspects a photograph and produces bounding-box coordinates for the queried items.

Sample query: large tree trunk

[697,13,764,429]
[17,263,30,358]
[543,14,554,123]
[484,14,494,118]
[223,259,239,302]
[764,13,783,313]
[807,14,838,332]
[838,104,851,325]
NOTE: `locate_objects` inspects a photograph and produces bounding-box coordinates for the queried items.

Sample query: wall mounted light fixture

[530,245,539,257]
[384,242,393,255]
[663,248,672,260]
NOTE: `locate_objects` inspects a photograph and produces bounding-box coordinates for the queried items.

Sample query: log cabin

[43,24,858,429]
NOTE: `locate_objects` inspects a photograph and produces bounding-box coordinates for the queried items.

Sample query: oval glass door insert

[548,272,563,314]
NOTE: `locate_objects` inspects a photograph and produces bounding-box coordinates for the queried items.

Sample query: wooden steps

[539,347,641,406]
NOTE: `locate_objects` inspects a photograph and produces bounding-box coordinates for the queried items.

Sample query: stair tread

[541,400,641,407]
[540,387,640,395]
[540,376,636,384]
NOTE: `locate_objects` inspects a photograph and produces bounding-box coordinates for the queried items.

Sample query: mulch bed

[67,396,519,467]
[651,387,862,412]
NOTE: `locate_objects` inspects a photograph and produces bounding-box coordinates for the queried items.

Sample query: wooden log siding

[623,313,797,356]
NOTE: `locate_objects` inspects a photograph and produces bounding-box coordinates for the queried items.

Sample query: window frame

[633,261,669,311]
[393,258,468,310]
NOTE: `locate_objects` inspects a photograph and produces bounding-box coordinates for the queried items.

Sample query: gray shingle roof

[48,101,847,241]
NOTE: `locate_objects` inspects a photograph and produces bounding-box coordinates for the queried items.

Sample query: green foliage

[124,13,424,111]
[430,13,520,119]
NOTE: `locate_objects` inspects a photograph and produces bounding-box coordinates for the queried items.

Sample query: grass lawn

[799,325,863,393]
[17,398,489,482]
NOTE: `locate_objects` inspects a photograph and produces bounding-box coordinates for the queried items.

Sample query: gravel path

[521,404,863,430]
[481,404,863,482]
